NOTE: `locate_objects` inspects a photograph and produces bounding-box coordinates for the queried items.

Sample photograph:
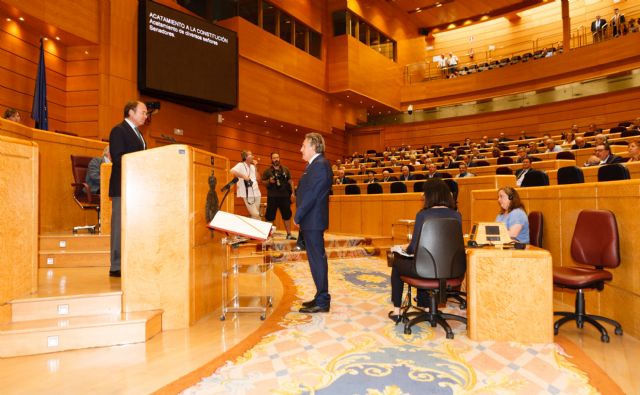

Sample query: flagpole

[31,37,48,131]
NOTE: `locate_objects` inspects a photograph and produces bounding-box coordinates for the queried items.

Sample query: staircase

[0,234,162,358]
[39,234,109,268]
[233,234,388,264]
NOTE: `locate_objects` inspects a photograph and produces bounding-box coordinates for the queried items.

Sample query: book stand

[208,211,273,320]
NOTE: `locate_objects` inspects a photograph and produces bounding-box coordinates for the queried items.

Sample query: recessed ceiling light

[6,18,11,22]
[19,17,24,21]
[55,36,60,41]
[84,50,89,55]
[43,37,48,41]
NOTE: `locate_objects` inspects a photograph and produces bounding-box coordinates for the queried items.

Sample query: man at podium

[108,100,148,277]
[295,133,333,314]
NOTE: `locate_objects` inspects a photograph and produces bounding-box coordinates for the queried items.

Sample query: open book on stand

[207,211,273,242]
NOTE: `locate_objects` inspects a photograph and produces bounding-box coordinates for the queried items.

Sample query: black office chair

[497,156,514,165]
[620,129,639,138]
[474,160,490,167]
[496,166,513,175]
[556,151,575,160]
[367,182,383,194]
[609,126,626,134]
[344,184,361,195]
[597,164,630,182]
[413,181,424,192]
[529,156,543,162]
[390,181,407,193]
[399,218,467,339]
[557,166,585,185]
[521,170,549,187]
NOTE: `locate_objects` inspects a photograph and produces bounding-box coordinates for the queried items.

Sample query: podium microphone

[221,177,239,192]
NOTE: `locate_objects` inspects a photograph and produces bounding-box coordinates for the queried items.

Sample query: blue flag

[31,37,48,130]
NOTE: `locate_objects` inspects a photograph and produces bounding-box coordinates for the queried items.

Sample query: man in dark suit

[334,168,353,185]
[295,133,333,313]
[108,101,148,277]
[381,169,397,182]
[572,136,591,150]
[595,143,623,165]
[425,163,443,179]
[591,15,607,43]
[515,157,532,187]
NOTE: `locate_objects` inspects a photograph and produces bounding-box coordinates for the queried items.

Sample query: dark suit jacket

[382,176,398,182]
[295,155,333,231]
[515,168,530,178]
[603,154,623,165]
[591,19,606,33]
[425,173,443,179]
[109,120,145,197]
[571,142,592,149]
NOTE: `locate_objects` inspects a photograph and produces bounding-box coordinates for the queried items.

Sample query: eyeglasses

[594,148,604,152]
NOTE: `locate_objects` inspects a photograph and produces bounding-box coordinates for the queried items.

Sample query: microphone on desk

[220,177,239,192]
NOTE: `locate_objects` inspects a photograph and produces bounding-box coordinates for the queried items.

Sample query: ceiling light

[19,17,24,21]
[55,36,60,41]
[6,18,11,22]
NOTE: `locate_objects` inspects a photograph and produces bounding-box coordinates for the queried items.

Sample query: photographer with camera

[230,150,261,219]
[262,152,296,239]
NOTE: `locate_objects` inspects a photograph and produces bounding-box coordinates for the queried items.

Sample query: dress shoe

[301,299,316,308]
[286,234,297,240]
[109,270,121,278]
[292,246,305,252]
[299,305,329,313]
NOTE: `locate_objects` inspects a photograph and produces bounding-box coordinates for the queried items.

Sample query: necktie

[134,126,146,149]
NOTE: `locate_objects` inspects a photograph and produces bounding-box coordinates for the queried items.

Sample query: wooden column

[561,0,571,50]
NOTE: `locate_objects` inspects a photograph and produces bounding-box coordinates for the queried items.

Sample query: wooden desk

[466,246,553,343]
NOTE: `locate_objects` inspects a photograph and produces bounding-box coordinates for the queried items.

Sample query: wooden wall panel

[327,35,402,109]
[345,0,419,40]
[0,119,105,233]
[0,135,38,323]
[267,0,325,33]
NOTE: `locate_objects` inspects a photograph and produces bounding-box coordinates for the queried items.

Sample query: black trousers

[390,253,428,308]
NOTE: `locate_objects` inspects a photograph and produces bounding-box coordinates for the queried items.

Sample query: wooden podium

[120,145,231,330]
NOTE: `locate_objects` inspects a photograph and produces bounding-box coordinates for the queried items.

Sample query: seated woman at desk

[388,179,462,323]
[496,187,530,244]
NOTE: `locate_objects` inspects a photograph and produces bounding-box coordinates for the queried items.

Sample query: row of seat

[517,164,631,187]
[342,179,459,198]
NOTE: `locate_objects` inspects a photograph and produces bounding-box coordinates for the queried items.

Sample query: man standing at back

[108,101,148,277]
[295,133,333,313]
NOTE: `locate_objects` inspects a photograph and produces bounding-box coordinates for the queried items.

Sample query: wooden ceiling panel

[385,0,549,30]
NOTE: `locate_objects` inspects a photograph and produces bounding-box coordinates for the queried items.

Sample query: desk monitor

[469,222,511,245]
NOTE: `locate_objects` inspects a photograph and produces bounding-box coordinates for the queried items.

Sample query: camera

[244,179,253,188]
[273,170,286,187]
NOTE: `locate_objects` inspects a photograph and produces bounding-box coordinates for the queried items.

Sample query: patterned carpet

[182,257,601,395]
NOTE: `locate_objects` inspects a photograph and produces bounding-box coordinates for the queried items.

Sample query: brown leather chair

[553,209,623,342]
[528,211,543,248]
[400,218,467,339]
[70,155,101,234]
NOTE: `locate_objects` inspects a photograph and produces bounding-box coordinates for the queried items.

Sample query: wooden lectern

[120,145,231,330]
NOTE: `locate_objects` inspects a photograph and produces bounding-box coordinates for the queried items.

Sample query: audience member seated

[518,130,535,140]
[515,157,533,187]
[399,165,415,181]
[381,169,398,182]
[425,163,443,179]
[498,132,513,142]
[584,123,601,137]
[2,107,21,123]
[572,136,591,150]
[496,186,530,244]
[365,171,379,184]
[527,141,540,154]
[439,155,457,170]
[561,130,576,146]
[491,147,502,158]
[594,133,608,146]
[470,148,486,160]
[515,146,528,163]
[387,179,462,323]
[627,141,640,162]
[334,169,354,185]
[86,146,111,194]
[544,138,562,153]
[455,163,474,178]
[595,143,623,165]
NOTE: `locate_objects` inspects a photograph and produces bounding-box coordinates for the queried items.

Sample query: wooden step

[11,292,122,321]
[0,310,162,357]
[256,245,381,264]
[39,250,109,268]
[39,234,110,251]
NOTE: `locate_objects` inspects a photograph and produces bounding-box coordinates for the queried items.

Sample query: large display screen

[138,0,238,111]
